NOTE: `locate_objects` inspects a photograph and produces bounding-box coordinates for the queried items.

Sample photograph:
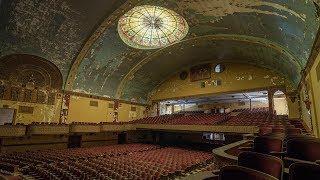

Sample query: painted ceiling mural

[0,0,127,84]
[71,0,319,104]
[1,0,319,104]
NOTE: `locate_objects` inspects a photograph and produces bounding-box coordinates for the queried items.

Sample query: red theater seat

[285,138,320,164]
[289,162,320,180]
[238,152,283,180]
[218,166,278,180]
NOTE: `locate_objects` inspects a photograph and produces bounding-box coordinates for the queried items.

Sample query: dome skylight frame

[118,5,189,49]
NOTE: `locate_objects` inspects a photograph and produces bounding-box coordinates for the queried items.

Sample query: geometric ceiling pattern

[1,0,319,104]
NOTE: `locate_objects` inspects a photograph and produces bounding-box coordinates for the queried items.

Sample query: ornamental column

[268,89,275,114]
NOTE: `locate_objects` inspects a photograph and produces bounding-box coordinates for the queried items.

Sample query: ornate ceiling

[1,0,319,104]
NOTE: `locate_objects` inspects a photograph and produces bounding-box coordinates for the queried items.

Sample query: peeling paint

[176,0,306,22]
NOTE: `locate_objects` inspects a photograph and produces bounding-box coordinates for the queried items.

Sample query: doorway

[68,135,82,148]
[118,132,127,144]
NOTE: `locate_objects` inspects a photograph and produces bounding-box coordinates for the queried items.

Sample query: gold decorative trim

[69,124,101,133]
[0,126,26,137]
[27,125,69,135]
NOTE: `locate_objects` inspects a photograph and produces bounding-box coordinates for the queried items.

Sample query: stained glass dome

[118,5,189,49]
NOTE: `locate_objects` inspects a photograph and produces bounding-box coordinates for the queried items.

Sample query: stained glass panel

[118,5,189,49]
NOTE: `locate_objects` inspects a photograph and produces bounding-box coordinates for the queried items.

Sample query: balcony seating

[218,165,278,180]
[129,113,228,126]
[232,107,269,112]
[239,136,283,157]
[289,162,320,180]
[167,114,228,125]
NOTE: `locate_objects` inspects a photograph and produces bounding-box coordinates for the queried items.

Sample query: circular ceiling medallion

[118,5,189,49]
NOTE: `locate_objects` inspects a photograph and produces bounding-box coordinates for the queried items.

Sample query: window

[108,103,114,109]
[131,106,137,111]
[18,106,34,114]
[118,5,189,49]
[214,64,225,73]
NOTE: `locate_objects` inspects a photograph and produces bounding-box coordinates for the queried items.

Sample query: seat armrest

[269,151,286,158]
[269,151,285,155]
[212,169,220,175]
[238,147,253,151]
[246,142,254,147]
[204,175,219,180]
[284,157,316,165]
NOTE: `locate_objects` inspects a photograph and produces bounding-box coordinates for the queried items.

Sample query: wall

[0,99,62,124]
[67,95,146,123]
[150,63,294,101]
[302,53,320,137]
[286,95,301,119]
[195,100,269,112]
[273,97,289,115]
[0,93,147,125]
[310,55,320,137]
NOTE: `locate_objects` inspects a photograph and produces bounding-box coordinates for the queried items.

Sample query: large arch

[116,35,301,103]
[65,0,318,104]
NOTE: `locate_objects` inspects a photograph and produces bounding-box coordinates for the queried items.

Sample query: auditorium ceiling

[0,0,319,104]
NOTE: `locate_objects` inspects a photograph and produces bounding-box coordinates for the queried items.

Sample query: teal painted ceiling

[1,0,319,104]
[0,0,127,82]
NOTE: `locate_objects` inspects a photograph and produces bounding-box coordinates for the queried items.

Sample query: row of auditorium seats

[1,111,306,131]
[0,144,160,167]
[211,162,320,180]
[232,107,269,112]
[0,144,213,179]
[176,110,205,114]
[167,113,228,125]
[222,111,307,134]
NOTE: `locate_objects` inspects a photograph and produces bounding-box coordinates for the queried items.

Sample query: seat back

[286,138,320,162]
[289,163,320,180]
[259,127,272,136]
[286,128,302,135]
[285,134,314,142]
[272,128,285,133]
[253,136,283,154]
[219,165,278,180]
[238,152,283,179]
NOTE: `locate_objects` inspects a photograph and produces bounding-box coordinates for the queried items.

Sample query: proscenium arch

[115,34,302,102]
